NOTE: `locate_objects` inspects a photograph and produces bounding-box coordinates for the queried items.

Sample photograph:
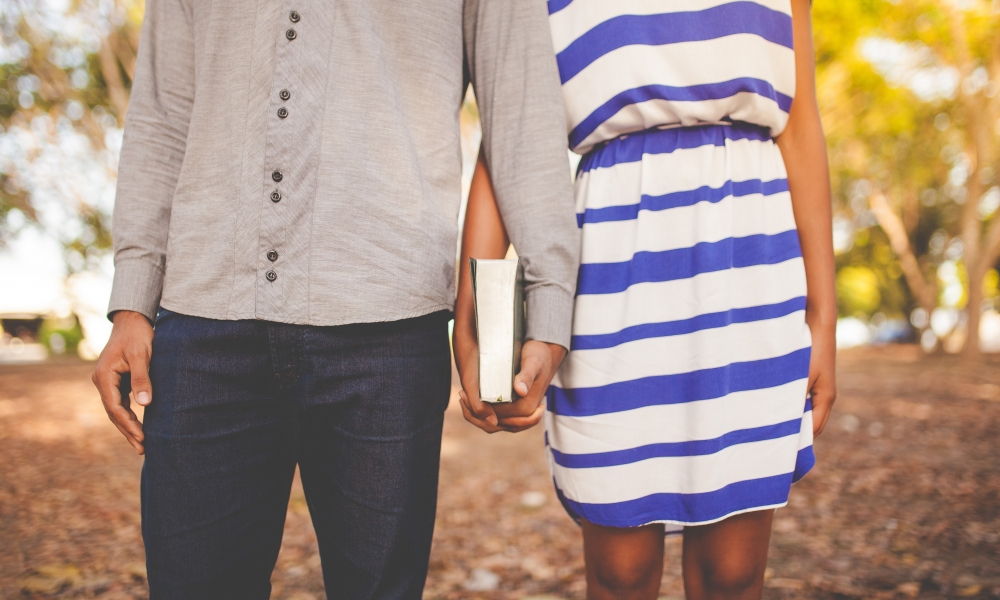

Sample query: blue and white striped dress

[544,0,815,531]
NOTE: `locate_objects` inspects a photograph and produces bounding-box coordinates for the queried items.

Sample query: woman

[454,0,837,598]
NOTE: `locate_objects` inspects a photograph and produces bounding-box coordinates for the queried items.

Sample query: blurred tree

[0,0,142,270]
[814,0,1000,356]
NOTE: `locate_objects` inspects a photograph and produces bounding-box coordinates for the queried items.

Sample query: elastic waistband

[578,121,773,175]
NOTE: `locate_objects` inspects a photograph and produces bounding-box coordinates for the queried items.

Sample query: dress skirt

[544,123,815,532]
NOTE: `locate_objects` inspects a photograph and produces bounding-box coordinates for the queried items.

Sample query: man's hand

[493,341,566,431]
[92,310,154,454]
[454,317,566,434]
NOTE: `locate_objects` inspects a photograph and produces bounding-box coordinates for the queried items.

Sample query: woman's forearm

[777,0,837,328]
[456,150,511,336]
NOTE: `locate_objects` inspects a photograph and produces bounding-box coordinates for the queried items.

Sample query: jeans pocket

[154,307,174,326]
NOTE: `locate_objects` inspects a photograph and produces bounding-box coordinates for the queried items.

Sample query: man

[90,0,578,596]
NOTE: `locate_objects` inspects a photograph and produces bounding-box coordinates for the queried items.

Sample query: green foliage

[37,316,84,354]
[836,226,911,317]
[813,0,1000,323]
[837,265,882,315]
[0,0,142,258]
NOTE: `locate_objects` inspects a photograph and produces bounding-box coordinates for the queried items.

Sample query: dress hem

[569,501,791,535]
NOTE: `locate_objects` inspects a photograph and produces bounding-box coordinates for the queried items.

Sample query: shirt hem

[158,300,456,328]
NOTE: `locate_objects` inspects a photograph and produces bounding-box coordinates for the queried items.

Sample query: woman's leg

[682,510,774,600]
[582,519,665,600]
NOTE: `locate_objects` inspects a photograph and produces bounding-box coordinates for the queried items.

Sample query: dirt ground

[1,346,998,599]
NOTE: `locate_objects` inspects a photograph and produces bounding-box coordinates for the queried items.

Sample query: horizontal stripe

[577,230,801,296]
[580,190,795,265]
[552,417,803,468]
[578,123,770,174]
[557,3,794,84]
[549,0,793,53]
[549,347,810,417]
[544,379,809,452]
[558,472,793,527]
[559,311,809,389]
[547,0,573,15]
[570,80,791,150]
[578,178,789,227]
[793,445,814,483]
[554,433,800,500]
[562,34,795,149]
[575,134,785,211]
[572,297,805,350]
[572,259,806,337]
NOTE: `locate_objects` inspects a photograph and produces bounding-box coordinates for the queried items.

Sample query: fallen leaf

[767,578,805,590]
[464,568,500,592]
[19,564,81,595]
[896,581,920,597]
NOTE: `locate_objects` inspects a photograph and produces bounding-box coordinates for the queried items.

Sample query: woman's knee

[700,553,765,595]
[583,520,664,598]
[684,510,772,596]
[593,554,660,593]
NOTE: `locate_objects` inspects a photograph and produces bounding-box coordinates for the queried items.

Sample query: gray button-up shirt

[108,0,579,347]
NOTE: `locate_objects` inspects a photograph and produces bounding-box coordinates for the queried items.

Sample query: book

[470,258,525,404]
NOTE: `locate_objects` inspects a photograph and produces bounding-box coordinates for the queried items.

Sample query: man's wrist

[112,310,153,328]
[525,286,574,350]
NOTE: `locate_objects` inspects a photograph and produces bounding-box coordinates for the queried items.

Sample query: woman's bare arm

[455,151,556,433]
[776,0,838,436]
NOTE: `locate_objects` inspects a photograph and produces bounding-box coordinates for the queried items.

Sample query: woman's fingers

[497,404,545,432]
[459,391,502,433]
[809,370,837,437]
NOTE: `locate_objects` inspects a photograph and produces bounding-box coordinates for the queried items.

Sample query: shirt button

[271,190,281,202]
[279,89,290,101]
[266,270,277,282]
[286,28,297,41]
[289,10,300,22]
[272,170,282,182]
[267,250,279,262]
[277,107,288,119]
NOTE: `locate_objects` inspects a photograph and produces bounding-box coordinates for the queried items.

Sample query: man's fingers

[94,366,145,448]
[106,400,144,442]
[105,400,145,453]
[108,416,145,454]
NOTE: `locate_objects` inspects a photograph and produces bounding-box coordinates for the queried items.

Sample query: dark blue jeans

[142,309,452,599]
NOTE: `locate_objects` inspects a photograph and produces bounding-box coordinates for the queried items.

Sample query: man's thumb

[128,357,153,407]
[514,363,540,397]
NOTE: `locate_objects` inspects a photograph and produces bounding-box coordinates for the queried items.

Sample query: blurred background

[0,0,998,599]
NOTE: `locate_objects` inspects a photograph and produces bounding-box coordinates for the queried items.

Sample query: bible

[470,258,525,404]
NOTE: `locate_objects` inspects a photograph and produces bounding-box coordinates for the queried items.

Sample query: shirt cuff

[107,258,164,323]
[525,285,575,350]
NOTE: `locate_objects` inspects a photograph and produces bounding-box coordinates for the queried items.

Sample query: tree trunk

[98,38,130,126]
[870,191,937,315]
[965,265,984,358]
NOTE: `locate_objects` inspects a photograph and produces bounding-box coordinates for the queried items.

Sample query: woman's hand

[454,315,502,433]
[455,325,565,434]
[777,0,839,437]
[806,311,837,436]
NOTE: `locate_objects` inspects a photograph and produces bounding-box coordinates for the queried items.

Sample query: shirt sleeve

[463,0,580,349]
[106,0,195,322]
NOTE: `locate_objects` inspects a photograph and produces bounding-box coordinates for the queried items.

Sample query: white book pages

[471,258,525,403]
